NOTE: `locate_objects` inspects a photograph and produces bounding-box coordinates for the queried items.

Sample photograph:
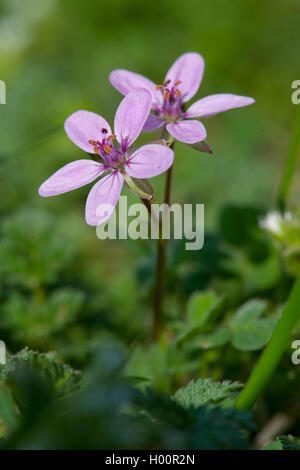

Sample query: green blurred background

[1,0,300,449]
[1,0,300,220]
[0,0,300,379]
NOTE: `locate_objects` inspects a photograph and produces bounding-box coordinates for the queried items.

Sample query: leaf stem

[236,273,300,410]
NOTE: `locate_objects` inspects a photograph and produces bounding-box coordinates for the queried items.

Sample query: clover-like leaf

[197,327,231,349]
[176,291,224,344]
[230,299,278,351]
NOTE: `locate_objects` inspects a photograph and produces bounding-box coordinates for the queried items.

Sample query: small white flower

[259,211,283,235]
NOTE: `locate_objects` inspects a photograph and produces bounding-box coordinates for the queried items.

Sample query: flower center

[155,79,183,121]
[88,128,124,169]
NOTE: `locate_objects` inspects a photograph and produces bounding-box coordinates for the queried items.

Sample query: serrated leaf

[174,378,243,409]
[0,349,82,399]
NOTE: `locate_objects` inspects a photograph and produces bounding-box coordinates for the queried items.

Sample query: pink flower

[39,89,174,226]
[109,52,255,145]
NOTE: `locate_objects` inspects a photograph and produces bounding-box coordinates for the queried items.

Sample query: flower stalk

[236,273,300,410]
[152,141,174,341]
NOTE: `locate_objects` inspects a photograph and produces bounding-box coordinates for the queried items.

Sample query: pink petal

[125,144,174,178]
[167,120,207,144]
[164,52,205,103]
[109,69,162,107]
[85,171,123,226]
[38,160,106,197]
[64,110,112,153]
[143,114,164,131]
[185,94,255,118]
[114,89,152,151]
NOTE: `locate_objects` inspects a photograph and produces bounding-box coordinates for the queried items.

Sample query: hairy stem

[152,139,174,340]
[152,237,167,340]
[236,273,300,410]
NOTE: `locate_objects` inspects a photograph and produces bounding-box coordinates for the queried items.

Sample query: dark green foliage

[264,436,300,450]
[0,348,82,399]
[279,436,300,450]
[0,348,255,450]
[174,378,243,409]
[0,208,75,288]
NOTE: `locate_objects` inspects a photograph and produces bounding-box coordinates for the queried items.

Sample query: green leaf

[279,435,300,450]
[188,406,256,450]
[173,378,243,409]
[263,436,300,450]
[138,388,255,450]
[188,291,220,326]
[230,299,278,351]
[176,291,224,344]
[0,348,82,399]
[231,318,277,351]
[198,327,231,349]
[231,299,267,327]
[263,440,283,450]
[0,381,19,438]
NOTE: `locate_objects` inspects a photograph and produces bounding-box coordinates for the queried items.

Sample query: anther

[107,134,116,142]
[174,80,182,86]
[163,79,171,86]
[88,139,99,155]
[103,144,112,154]
[101,128,108,134]
[175,89,181,97]
[164,90,170,100]
[155,85,163,90]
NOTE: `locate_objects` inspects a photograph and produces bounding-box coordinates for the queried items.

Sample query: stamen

[163,79,171,86]
[175,89,181,97]
[88,139,99,155]
[103,144,112,154]
[155,85,163,90]
[164,90,170,100]
[174,80,182,86]
[107,134,116,142]
[101,128,108,134]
